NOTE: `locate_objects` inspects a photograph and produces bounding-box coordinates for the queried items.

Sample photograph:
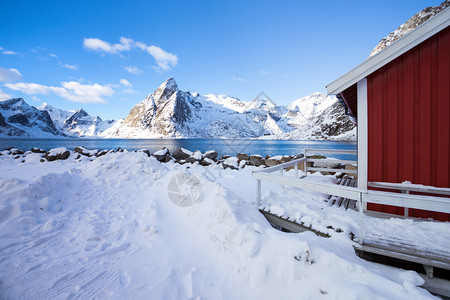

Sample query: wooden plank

[363,191,450,214]
[305,149,357,155]
[418,275,450,298]
[307,159,357,165]
[354,243,450,270]
[436,27,450,189]
[368,182,450,195]
[419,38,432,186]
[259,210,330,237]
[402,49,415,186]
[307,167,358,174]
[252,172,362,200]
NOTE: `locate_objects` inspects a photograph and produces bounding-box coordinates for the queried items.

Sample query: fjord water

[0,138,357,160]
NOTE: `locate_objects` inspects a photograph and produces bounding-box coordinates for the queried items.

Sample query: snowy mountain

[0,78,355,140]
[38,103,118,137]
[0,98,64,138]
[270,101,356,141]
[370,0,449,56]
[102,77,354,139]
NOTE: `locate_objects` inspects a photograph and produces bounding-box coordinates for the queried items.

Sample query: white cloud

[0,67,23,83]
[260,69,275,76]
[124,66,143,75]
[49,53,58,58]
[3,50,17,55]
[120,78,132,87]
[0,88,12,101]
[4,81,114,104]
[83,37,133,55]
[232,77,246,82]
[146,45,178,71]
[84,37,178,71]
[60,63,79,70]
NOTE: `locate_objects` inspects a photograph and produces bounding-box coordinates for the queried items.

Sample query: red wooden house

[327,7,450,221]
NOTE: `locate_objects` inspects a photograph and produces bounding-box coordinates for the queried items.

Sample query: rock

[96,150,108,157]
[239,160,248,169]
[136,149,151,157]
[10,148,24,155]
[31,147,46,154]
[265,155,284,167]
[200,157,215,166]
[44,147,70,161]
[237,153,249,161]
[221,155,231,161]
[153,147,169,162]
[163,154,172,163]
[172,147,193,160]
[40,158,45,162]
[204,150,218,160]
[74,146,98,157]
[249,155,265,167]
[223,157,239,170]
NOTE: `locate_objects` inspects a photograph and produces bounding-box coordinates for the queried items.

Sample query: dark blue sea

[0,138,356,160]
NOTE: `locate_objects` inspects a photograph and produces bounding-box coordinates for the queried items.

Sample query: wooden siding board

[402,50,415,183]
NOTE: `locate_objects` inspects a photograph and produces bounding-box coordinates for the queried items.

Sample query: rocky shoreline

[1,146,356,175]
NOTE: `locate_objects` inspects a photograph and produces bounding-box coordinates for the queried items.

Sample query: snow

[181,147,193,156]
[153,148,168,156]
[46,147,68,156]
[0,149,439,299]
[224,156,239,169]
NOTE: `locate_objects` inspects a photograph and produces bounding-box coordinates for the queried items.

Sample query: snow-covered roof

[327,6,450,95]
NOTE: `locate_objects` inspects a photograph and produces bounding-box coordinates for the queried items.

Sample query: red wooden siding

[366,26,450,221]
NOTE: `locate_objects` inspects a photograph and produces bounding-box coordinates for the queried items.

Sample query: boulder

[249,155,265,167]
[204,150,218,160]
[136,149,151,157]
[265,155,284,167]
[31,147,46,154]
[96,150,108,157]
[153,147,170,162]
[223,157,239,170]
[74,146,97,157]
[200,157,215,166]
[239,160,248,169]
[172,147,193,160]
[185,150,203,164]
[237,153,249,161]
[44,147,70,161]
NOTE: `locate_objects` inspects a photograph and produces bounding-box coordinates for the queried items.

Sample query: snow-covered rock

[370,0,450,56]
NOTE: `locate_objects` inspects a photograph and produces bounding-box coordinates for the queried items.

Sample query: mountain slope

[101,78,297,138]
[38,103,117,137]
[0,98,64,138]
[370,0,450,56]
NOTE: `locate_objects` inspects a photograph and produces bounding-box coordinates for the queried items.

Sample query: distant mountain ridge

[0,78,356,140]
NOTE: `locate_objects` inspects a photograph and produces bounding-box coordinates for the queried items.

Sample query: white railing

[303,148,357,176]
[252,150,450,245]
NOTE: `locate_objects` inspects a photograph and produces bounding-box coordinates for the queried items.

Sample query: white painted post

[357,79,368,194]
[279,169,283,188]
[358,193,364,245]
[303,149,307,177]
[403,190,409,217]
[256,179,261,205]
[294,163,298,178]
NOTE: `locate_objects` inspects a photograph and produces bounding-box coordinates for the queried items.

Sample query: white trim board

[327,7,450,95]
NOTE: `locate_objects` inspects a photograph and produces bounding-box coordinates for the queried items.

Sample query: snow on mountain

[370,0,450,56]
[38,103,118,137]
[102,77,353,140]
[269,100,356,141]
[0,98,64,138]
[101,77,295,138]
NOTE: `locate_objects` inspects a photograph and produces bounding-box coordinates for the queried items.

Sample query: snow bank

[0,150,437,299]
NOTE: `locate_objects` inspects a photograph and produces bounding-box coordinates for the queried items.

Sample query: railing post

[294,163,298,178]
[303,149,307,177]
[256,179,261,205]
[359,192,364,245]
[402,190,409,217]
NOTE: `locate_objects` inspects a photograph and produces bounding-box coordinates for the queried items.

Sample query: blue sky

[0,0,442,120]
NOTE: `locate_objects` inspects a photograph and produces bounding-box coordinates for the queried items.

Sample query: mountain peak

[153,77,178,102]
